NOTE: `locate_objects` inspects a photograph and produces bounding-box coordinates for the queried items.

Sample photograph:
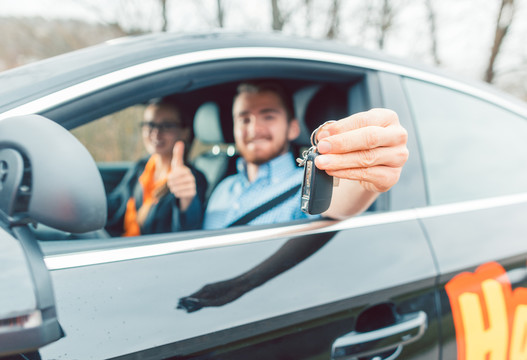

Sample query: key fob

[300,148,333,215]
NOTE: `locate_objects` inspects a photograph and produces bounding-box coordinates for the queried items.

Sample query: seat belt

[227,184,301,227]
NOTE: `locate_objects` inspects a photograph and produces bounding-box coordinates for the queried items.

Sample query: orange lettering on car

[445,261,527,360]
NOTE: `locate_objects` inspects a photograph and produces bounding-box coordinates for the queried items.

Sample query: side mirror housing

[0,226,63,356]
[0,114,107,355]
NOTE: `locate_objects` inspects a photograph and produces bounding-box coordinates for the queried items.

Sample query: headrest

[304,85,348,134]
[193,102,224,144]
[0,115,107,233]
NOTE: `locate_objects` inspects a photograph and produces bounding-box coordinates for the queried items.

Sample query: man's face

[142,104,188,159]
[233,91,299,165]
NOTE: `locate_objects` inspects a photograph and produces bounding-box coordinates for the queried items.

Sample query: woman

[106,99,207,237]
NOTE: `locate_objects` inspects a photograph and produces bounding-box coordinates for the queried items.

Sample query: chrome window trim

[44,192,527,270]
[1,47,526,121]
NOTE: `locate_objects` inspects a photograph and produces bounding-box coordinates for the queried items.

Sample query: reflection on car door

[40,214,439,359]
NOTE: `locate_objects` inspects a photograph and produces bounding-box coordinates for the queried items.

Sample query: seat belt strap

[227,184,301,227]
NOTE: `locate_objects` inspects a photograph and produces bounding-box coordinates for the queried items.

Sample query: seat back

[304,85,349,135]
[191,102,236,199]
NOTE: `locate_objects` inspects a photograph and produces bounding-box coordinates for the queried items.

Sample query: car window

[404,77,527,205]
[71,105,147,162]
[65,76,376,239]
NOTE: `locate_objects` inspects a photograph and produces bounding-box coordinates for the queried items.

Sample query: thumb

[171,141,185,168]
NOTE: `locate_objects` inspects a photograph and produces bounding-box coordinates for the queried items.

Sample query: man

[106,99,207,236]
[203,81,408,229]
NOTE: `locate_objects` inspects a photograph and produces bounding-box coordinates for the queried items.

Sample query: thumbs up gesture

[167,141,197,212]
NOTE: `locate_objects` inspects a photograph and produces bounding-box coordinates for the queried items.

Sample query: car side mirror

[0,114,107,356]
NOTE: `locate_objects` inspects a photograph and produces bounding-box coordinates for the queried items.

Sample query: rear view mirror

[0,115,107,356]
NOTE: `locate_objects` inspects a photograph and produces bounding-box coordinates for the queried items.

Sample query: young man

[203,81,408,229]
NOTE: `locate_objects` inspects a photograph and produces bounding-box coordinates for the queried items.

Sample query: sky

[0,0,526,93]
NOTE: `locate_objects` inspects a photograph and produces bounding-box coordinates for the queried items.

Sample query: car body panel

[39,216,438,359]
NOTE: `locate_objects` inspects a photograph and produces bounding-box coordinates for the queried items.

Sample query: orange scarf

[123,156,169,237]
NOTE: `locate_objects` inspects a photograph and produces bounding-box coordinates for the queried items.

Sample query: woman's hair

[147,97,191,128]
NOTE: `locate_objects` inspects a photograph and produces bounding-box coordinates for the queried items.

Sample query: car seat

[191,101,236,199]
[303,84,348,135]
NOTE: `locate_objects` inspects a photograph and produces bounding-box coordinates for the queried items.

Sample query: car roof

[1,31,525,116]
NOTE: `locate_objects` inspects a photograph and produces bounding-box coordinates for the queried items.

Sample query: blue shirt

[204,152,318,229]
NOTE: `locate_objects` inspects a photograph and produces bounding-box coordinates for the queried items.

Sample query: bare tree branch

[217,0,225,27]
[485,0,515,83]
[271,0,285,30]
[378,0,394,49]
[326,0,340,39]
[270,0,299,31]
[425,0,441,65]
[160,0,168,32]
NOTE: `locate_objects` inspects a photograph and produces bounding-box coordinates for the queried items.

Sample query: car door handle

[331,310,427,360]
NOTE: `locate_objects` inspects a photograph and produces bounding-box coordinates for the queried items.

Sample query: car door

[402,76,527,359]
[37,214,439,360]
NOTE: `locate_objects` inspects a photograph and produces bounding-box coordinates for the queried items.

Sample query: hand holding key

[303,109,408,219]
[167,141,197,212]
[314,108,408,193]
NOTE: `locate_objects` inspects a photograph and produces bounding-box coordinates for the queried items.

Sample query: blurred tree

[485,0,515,83]
[191,0,227,29]
[424,0,441,65]
[326,0,340,39]
[357,0,399,50]
[304,0,313,36]
[77,0,166,34]
[160,0,168,32]
[378,0,395,49]
[271,0,285,31]
[217,0,225,27]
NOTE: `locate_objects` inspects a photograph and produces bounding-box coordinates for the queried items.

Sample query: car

[0,31,527,360]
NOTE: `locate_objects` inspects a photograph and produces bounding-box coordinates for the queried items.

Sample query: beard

[237,140,289,165]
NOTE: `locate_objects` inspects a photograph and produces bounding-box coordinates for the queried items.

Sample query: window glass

[71,105,147,162]
[404,77,527,205]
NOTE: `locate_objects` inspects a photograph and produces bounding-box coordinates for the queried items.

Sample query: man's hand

[316,109,409,218]
[167,141,197,212]
[315,108,408,192]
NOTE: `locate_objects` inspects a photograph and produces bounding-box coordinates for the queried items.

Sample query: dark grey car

[1,32,527,360]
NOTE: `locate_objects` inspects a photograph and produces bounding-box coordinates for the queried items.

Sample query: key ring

[310,120,337,147]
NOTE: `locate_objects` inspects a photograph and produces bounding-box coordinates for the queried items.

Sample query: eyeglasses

[140,121,183,133]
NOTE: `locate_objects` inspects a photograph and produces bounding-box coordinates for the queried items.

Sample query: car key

[297,147,333,214]
[297,120,337,215]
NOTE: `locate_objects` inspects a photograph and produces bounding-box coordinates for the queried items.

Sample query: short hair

[146,97,190,128]
[234,81,295,122]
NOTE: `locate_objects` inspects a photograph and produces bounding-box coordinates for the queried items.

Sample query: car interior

[15,58,385,244]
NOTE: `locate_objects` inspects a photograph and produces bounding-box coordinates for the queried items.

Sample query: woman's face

[141,104,188,160]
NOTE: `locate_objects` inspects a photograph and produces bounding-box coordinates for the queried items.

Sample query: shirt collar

[236,152,297,184]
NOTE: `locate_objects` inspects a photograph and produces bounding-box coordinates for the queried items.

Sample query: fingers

[167,168,196,199]
[325,166,403,193]
[312,108,409,194]
[315,145,409,170]
[171,141,185,168]
[317,125,408,154]
[316,108,400,141]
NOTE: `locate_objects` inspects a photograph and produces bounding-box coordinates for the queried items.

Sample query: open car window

[33,56,387,246]
[67,76,375,234]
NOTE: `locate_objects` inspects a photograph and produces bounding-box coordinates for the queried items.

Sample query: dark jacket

[105,158,207,237]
